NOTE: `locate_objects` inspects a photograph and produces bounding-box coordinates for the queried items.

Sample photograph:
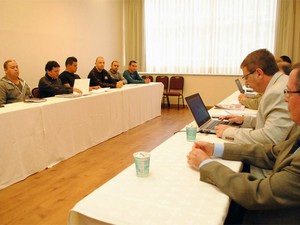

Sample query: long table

[68,91,248,225]
[0,83,163,190]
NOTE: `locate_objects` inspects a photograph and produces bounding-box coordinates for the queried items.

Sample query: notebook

[185,93,230,134]
[73,78,90,95]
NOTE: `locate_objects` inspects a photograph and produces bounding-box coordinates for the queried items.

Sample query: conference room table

[68,91,255,225]
[0,83,163,190]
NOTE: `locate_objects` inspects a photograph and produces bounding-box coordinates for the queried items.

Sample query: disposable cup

[133,151,151,177]
[186,126,197,141]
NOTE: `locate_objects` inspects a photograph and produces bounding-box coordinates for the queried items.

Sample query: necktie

[290,135,300,154]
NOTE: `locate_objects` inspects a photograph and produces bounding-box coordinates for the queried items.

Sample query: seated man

[59,56,100,91]
[88,56,123,88]
[38,61,82,98]
[238,93,262,110]
[59,56,81,87]
[123,60,150,84]
[0,59,31,105]
[215,49,297,145]
[108,60,127,84]
[187,63,300,224]
[238,59,292,110]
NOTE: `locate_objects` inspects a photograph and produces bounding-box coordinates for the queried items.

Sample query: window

[144,0,277,75]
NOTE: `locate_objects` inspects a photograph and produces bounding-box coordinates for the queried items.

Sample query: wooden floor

[0,106,193,225]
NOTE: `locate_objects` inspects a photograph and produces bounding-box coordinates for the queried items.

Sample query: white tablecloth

[68,91,245,225]
[68,132,241,225]
[0,83,163,190]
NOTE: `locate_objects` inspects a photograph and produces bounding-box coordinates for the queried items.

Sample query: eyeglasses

[242,71,255,81]
[284,89,300,97]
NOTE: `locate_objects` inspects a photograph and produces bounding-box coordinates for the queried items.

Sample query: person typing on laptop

[186,64,300,224]
[214,49,298,145]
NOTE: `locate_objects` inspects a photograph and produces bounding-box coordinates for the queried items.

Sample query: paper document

[91,88,110,94]
[24,98,47,103]
[225,109,257,116]
[214,103,245,110]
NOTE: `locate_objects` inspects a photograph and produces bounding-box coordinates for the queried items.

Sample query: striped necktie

[290,135,300,154]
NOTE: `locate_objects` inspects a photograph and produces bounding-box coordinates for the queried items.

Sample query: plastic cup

[186,126,197,141]
[133,151,151,177]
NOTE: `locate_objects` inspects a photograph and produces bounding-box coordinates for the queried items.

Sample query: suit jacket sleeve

[222,74,294,145]
[200,131,300,210]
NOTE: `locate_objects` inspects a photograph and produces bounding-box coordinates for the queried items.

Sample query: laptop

[235,79,245,94]
[185,93,230,134]
[73,78,90,96]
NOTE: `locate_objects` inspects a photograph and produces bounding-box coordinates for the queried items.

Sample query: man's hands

[116,81,123,88]
[187,141,214,169]
[214,115,244,138]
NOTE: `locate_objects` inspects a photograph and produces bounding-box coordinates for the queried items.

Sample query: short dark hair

[240,49,278,76]
[111,60,119,66]
[3,60,15,70]
[292,63,300,91]
[129,60,136,66]
[282,66,292,76]
[65,57,77,67]
[45,61,60,72]
[280,55,292,64]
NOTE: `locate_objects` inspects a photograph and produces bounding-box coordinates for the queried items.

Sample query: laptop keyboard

[206,120,229,130]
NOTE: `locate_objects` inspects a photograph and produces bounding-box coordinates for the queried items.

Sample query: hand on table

[187,141,214,169]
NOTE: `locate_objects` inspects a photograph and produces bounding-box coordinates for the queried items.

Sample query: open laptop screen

[74,78,90,95]
[185,93,211,127]
[235,79,245,94]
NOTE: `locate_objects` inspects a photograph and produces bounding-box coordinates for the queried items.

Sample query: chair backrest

[148,75,154,82]
[155,76,169,92]
[32,87,39,98]
[142,75,154,82]
[169,76,184,91]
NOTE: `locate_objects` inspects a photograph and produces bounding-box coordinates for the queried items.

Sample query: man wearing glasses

[187,63,300,224]
[215,49,298,148]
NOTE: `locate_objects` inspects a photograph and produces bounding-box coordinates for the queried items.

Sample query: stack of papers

[25,98,47,103]
[91,88,110,94]
[55,93,83,98]
[214,103,245,110]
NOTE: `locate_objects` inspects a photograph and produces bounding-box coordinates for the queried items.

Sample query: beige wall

[0,0,123,89]
[0,0,239,105]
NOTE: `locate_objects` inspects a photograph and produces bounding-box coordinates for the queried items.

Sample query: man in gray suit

[187,63,300,224]
[215,49,297,145]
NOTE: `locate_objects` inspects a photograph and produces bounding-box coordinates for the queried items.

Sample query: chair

[31,87,39,98]
[155,76,169,108]
[142,75,153,82]
[166,76,184,109]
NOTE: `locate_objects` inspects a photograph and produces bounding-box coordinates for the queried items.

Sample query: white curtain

[144,0,277,75]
